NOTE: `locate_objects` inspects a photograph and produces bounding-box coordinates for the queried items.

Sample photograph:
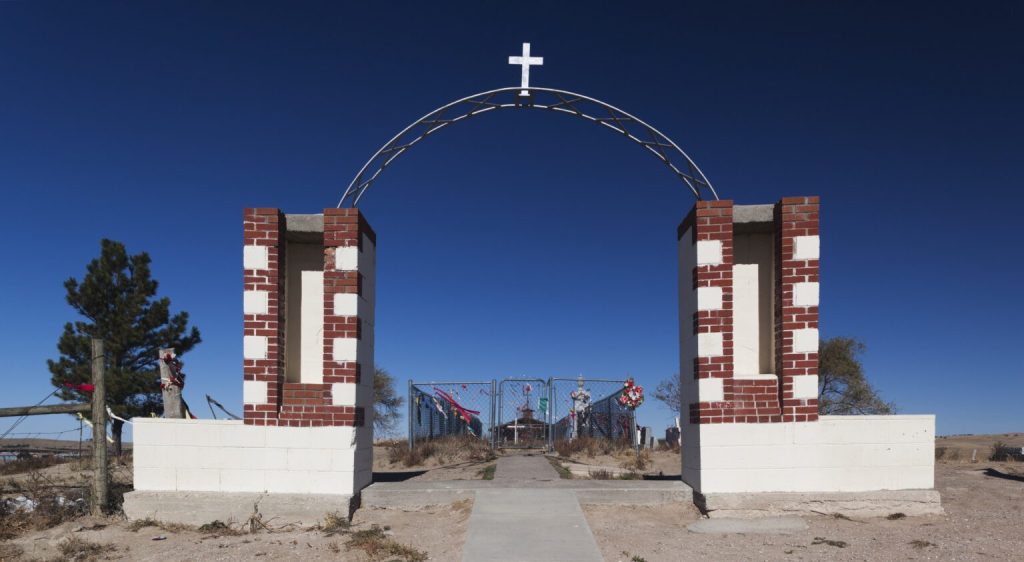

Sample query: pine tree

[47,239,201,455]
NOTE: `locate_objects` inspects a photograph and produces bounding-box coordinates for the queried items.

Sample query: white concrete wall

[677,226,701,489]
[133,419,365,496]
[681,415,935,494]
[732,263,760,376]
[285,241,325,384]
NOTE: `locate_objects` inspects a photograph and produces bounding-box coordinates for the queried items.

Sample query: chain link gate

[407,376,634,451]
[496,378,549,448]
[548,377,636,450]
[408,380,495,450]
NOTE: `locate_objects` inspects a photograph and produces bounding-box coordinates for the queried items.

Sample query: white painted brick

[243,290,269,315]
[791,328,819,353]
[332,338,357,362]
[243,335,268,360]
[793,282,819,307]
[791,375,819,399]
[217,423,266,448]
[264,470,307,494]
[243,380,268,405]
[331,383,357,406]
[696,286,723,311]
[793,235,820,261]
[697,378,724,402]
[696,240,723,266]
[219,469,266,492]
[266,426,314,450]
[133,419,178,445]
[174,424,221,448]
[333,293,359,317]
[697,332,724,357]
[335,247,359,271]
[308,471,354,495]
[176,468,220,492]
[331,449,356,472]
[243,245,269,270]
[287,448,331,472]
[134,467,176,491]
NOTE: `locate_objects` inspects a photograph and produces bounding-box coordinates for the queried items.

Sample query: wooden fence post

[90,338,108,516]
[159,348,184,418]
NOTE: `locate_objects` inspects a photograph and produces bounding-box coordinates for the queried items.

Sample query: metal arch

[338,86,719,207]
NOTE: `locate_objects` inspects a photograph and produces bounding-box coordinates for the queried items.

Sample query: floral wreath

[617,377,644,409]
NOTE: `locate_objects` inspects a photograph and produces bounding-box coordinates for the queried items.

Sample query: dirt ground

[1,499,473,562]
[584,460,1024,561]
[3,434,1023,561]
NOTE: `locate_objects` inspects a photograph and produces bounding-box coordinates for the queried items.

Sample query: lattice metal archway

[338,87,719,207]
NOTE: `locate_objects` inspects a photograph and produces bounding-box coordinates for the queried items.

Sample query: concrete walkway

[494,454,560,481]
[462,455,603,562]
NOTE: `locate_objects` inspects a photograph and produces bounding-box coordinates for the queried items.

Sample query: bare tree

[818,336,894,415]
[654,376,682,414]
[373,366,404,436]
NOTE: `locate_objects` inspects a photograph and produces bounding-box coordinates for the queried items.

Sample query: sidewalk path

[462,455,602,562]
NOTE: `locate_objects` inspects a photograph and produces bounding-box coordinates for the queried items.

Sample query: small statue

[569,374,592,439]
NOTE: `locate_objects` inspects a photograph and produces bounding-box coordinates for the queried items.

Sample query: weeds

[546,457,572,479]
[346,524,427,562]
[126,518,192,533]
[621,551,647,562]
[387,435,494,468]
[0,455,68,476]
[554,436,634,458]
[198,520,243,536]
[321,511,351,536]
[812,536,848,548]
[910,539,937,549]
[478,464,496,480]
[887,513,906,520]
[57,536,115,561]
[589,469,613,480]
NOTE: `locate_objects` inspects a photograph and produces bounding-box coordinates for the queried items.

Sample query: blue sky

[1,1,1021,441]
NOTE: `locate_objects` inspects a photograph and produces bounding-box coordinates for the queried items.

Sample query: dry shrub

[198,520,243,536]
[934,447,946,461]
[320,511,351,536]
[588,469,613,480]
[555,436,633,459]
[387,435,493,468]
[657,440,681,454]
[0,543,24,560]
[621,449,651,472]
[346,524,427,562]
[57,536,115,561]
[989,441,1022,462]
[0,455,68,476]
[0,483,86,540]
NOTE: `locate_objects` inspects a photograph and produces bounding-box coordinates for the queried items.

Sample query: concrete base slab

[696,489,943,519]
[361,479,693,509]
[688,516,808,534]
[122,490,354,527]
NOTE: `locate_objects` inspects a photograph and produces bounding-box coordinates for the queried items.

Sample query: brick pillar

[775,196,821,422]
[242,208,285,425]
[320,208,376,429]
[680,201,735,424]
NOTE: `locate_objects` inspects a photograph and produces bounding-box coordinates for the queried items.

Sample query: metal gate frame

[407,376,636,451]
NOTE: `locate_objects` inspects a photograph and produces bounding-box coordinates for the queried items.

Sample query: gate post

[407,379,414,451]
[490,379,497,449]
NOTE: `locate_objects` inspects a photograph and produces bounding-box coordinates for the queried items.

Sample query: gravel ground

[584,461,1024,561]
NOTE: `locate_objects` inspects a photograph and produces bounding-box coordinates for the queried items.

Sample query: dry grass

[0,474,86,541]
[57,535,116,561]
[0,455,69,476]
[320,511,351,536]
[554,436,634,458]
[387,435,495,467]
[345,524,428,561]
[126,517,192,534]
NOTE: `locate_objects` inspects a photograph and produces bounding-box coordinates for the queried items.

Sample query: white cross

[508,42,543,97]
